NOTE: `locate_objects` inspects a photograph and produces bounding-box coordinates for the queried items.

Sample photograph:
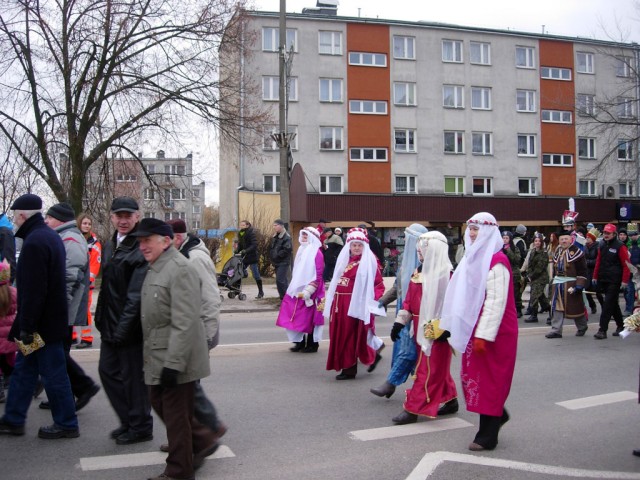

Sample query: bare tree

[0,129,44,212]
[0,0,265,213]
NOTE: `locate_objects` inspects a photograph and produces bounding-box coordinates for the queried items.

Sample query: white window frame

[541,66,572,81]
[442,85,464,109]
[542,153,573,167]
[576,52,595,74]
[578,137,596,159]
[144,188,155,200]
[192,220,200,229]
[394,82,417,106]
[518,178,537,196]
[393,36,415,60]
[144,211,156,219]
[319,126,343,151]
[319,175,343,194]
[145,164,155,174]
[262,27,297,52]
[618,139,634,161]
[472,132,493,155]
[576,94,596,116]
[348,51,386,67]
[192,205,201,214]
[516,90,536,112]
[349,147,388,162]
[444,131,465,154]
[444,176,465,195]
[349,100,387,115]
[542,110,572,124]
[394,175,417,193]
[619,181,634,197]
[578,180,597,196]
[263,125,298,151]
[169,188,186,200]
[263,174,280,193]
[318,31,342,55]
[618,97,635,118]
[394,128,417,153]
[616,56,632,77]
[319,78,343,103]
[472,177,493,196]
[515,46,535,69]
[262,76,297,101]
[517,134,537,157]
[470,41,491,65]
[442,40,463,63]
[471,87,491,110]
[116,174,137,182]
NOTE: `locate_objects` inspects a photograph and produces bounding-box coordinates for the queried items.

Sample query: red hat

[603,223,617,233]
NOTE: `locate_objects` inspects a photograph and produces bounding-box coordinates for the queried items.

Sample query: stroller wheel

[228,292,236,299]
[239,293,247,301]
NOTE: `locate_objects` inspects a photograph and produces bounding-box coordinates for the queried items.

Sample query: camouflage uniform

[503,246,522,311]
[526,248,550,315]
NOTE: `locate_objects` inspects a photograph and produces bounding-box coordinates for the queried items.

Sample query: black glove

[160,367,180,388]
[19,331,34,344]
[436,330,451,342]
[390,322,404,342]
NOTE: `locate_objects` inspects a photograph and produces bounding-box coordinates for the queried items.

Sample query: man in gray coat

[133,218,217,480]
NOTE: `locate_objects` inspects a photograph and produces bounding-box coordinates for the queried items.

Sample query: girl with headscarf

[276,227,326,353]
[324,228,385,380]
[440,212,518,451]
[389,231,458,424]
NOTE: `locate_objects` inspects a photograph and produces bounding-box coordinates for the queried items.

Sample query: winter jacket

[94,227,147,346]
[54,221,89,326]
[237,226,259,265]
[270,230,292,266]
[0,286,17,354]
[323,233,343,281]
[593,237,631,285]
[0,214,16,284]
[629,239,640,267]
[527,248,549,284]
[86,232,102,287]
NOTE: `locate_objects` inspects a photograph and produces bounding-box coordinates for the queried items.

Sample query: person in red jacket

[75,213,102,348]
[0,260,17,403]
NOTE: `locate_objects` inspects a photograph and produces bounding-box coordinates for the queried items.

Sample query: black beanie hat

[46,202,76,222]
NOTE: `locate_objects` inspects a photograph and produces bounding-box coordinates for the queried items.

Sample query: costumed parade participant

[523,233,550,323]
[440,212,518,451]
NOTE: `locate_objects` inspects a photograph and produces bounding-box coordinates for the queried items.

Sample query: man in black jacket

[94,197,153,444]
[269,219,292,299]
[237,220,263,298]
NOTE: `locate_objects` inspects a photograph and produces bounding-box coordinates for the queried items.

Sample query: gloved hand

[19,330,34,344]
[390,322,404,342]
[472,338,487,354]
[436,330,451,342]
[239,250,245,256]
[302,284,316,307]
[160,367,180,388]
[377,301,388,312]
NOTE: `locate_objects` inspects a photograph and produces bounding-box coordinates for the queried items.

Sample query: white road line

[79,445,235,471]
[349,417,473,442]
[406,451,640,480]
[556,391,637,410]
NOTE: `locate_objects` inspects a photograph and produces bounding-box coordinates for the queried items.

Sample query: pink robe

[326,256,384,371]
[401,276,457,418]
[461,251,518,417]
[276,250,325,333]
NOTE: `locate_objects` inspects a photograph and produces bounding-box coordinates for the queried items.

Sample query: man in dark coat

[269,219,292,299]
[236,220,263,298]
[359,223,384,265]
[0,194,79,439]
[94,196,153,444]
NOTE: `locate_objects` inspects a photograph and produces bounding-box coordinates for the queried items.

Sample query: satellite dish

[606,186,615,198]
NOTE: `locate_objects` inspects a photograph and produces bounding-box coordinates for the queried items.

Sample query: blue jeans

[387,323,418,386]
[247,262,261,282]
[3,341,78,429]
[625,281,635,313]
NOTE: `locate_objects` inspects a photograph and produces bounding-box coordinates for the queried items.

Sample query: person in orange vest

[74,213,101,349]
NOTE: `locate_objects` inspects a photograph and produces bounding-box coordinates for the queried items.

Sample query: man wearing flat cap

[133,219,215,480]
[270,219,292,300]
[95,196,153,444]
[0,194,79,439]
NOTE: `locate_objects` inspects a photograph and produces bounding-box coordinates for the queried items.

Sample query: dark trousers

[63,327,95,398]
[194,381,220,431]
[598,281,623,332]
[473,408,509,450]
[274,264,290,299]
[149,382,217,480]
[99,341,152,435]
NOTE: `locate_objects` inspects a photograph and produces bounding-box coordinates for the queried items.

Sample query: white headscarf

[399,224,428,301]
[323,228,380,324]
[440,212,503,353]
[286,227,322,297]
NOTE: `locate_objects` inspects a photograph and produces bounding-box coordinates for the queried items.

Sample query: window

[394,82,417,106]
[618,140,634,161]
[515,46,535,68]
[163,164,186,181]
[262,76,298,101]
[442,40,463,63]
[319,127,343,150]
[146,164,155,174]
[319,78,343,102]
[193,205,201,214]
[193,220,200,229]
[472,132,492,155]
[578,137,596,159]
[518,178,536,196]
[542,110,572,124]
[616,56,632,77]
[115,174,137,182]
[444,176,464,195]
[470,42,491,65]
[617,97,634,118]
[170,188,186,200]
[443,85,464,108]
[516,90,536,112]
[348,51,386,67]
[393,36,415,60]
[350,148,388,162]
[144,211,156,219]
[192,189,200,198]
[263,125,299,150]
[541,67,572,81]
[576,94,595,116]
[395,175,417,193]
[319,31,342,55]
[262,27,297,52]
[263,175,280,193]
[471,87,491,110]
[144,188,155,200]
[394,129,416,152]
[579,180,596,196]
[620,182,634,197]
[349,100,387,115]
[543,154,573,166]
[444,131,465,154]
[320,175,343,193]
[576,52,594,74]
[518,134,536,156]
[472,177,492,195]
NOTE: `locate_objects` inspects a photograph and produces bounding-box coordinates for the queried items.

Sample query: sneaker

[545,332,562,339]
[594,330,607,339]
[75,342,93,349]
[38,424,79,439]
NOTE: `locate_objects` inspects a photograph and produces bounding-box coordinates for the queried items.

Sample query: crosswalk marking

[406,451,640,479]
[79,445,235,471]
[556,391,637,410]
[349,417,473,442]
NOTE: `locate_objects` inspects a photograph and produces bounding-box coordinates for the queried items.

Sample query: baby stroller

[218,254,246,300]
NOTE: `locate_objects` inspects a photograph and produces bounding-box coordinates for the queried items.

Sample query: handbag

[16,332,45,356]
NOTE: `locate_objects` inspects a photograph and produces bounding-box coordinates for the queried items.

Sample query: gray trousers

[549,310,588,335]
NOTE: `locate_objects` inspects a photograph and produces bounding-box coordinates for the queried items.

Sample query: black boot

[516,309,523,318]
[255,280,264,299]
[302,333,319,353]
[524,313,538,323]
[289,341,305,352]
[524,306,532,316]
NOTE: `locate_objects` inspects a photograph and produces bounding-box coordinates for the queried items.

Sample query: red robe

[326,256,384,371]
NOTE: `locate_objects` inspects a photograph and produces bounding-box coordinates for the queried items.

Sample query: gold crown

[627,223,638,234]
[588,227,601,238]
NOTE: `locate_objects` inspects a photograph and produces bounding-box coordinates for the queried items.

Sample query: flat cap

[129,218,173,239]
[10,193,42,211]
[110,196,139,213]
